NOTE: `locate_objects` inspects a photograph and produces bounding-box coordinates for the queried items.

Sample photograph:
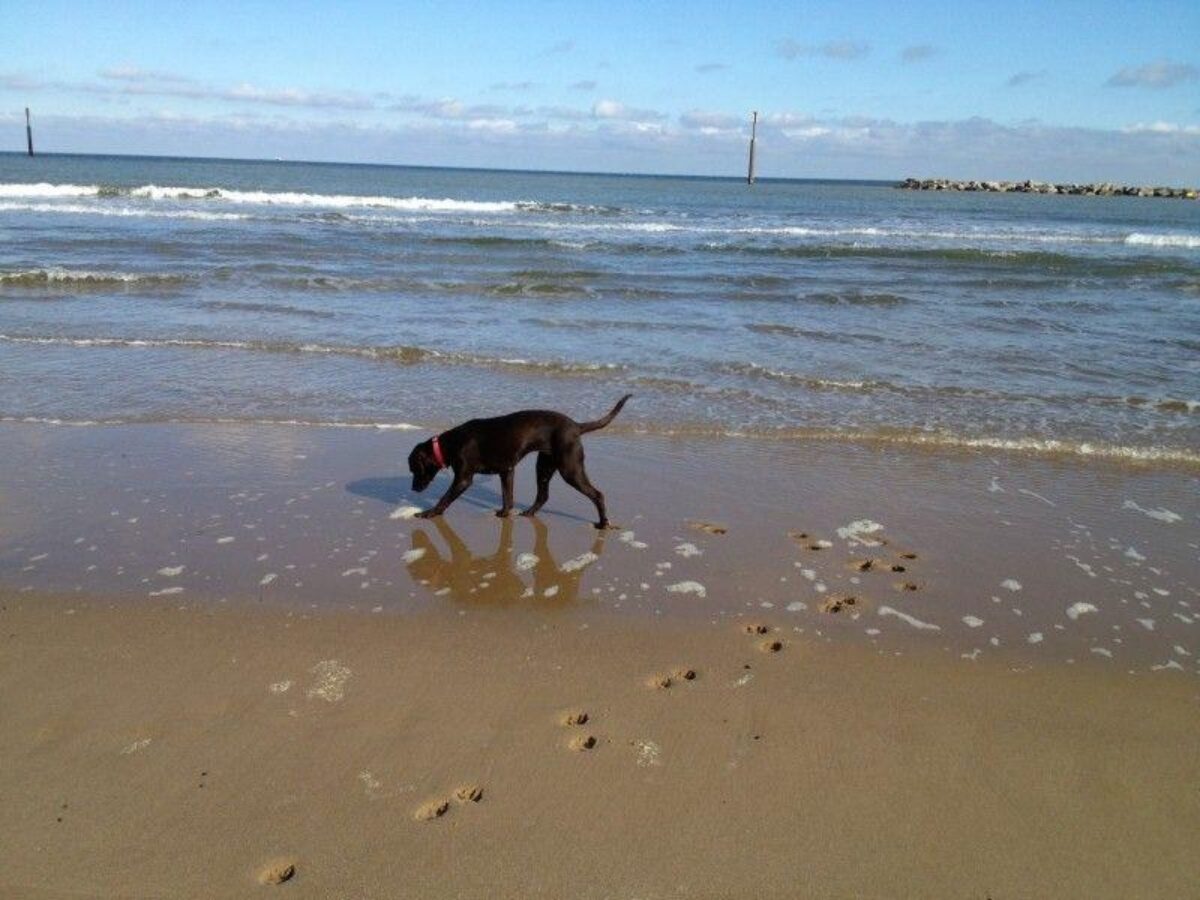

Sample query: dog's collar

[430,435,446,469]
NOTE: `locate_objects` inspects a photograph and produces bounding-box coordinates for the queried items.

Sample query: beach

[1,156,1198,897]
[1,422,1198,898]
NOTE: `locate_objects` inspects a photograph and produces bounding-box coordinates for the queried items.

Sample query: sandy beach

[1,422,1197,898]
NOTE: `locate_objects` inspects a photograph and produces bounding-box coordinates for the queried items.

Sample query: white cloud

[1107,61,1198,89]
[680,110,742,130]
[1122,121,1200,135]
[592,99,665,122]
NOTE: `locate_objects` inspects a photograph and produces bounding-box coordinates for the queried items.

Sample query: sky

[1,0,1198,181]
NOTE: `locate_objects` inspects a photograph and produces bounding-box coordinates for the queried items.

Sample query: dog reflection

[404,515,605,605]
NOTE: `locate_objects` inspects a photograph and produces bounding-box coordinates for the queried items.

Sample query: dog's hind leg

[520,453,555,518]
[497,468,515,517]
[558,446,608,529]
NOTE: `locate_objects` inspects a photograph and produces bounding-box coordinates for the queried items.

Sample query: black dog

[408,395,631,528]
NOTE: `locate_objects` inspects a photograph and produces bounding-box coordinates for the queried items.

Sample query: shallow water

[1,153,1198,464]
[1,422,1196,673]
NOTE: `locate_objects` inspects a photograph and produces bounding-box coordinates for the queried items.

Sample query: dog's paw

[415,510,438,520]
[519,509,539,518]
[495,509,512,518]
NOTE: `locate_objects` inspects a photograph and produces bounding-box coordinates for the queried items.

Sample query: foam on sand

[1122,500,1182,524]
[560,552,599,573]
[836,520,884,546]
[666,581,707,598]
[306,659,351,702]
[877,606,941,631]
[1066,602,1098,620]
[390,505,424,520]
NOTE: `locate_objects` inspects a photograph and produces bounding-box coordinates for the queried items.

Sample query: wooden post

[747,111,757,185]
[26,107,33,156]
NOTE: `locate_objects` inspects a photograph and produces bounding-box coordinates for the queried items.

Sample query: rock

[895,177,1197,199]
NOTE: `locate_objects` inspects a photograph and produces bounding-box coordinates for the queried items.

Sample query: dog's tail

[579,394,632,434]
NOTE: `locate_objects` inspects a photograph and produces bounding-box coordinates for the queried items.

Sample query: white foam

[1124,232,1200,249]
[674,542,702,558]
[516,552,539,571]
[0,182,101,198]
[1066,602,1098,620]
[268,680,292,694]
[0,181,527,213]
[1001,579,1022,592]
[389,505,423,520]
[259,573,277,586]
[877,606,940,631]
[786,601,806,612]
[1122,500,1182,524]
[543,585,559,598]
[120,737,152,755]
[1137,618,1156,630]
[402,548,426,564]
[962,615,985,628]
[0,201,248,221]
[561,552,599,573]
[836,520,884,546]
[666,580,707,598]
[1027,632,1044,644]
[341,567,368,577]
[1124,546,1146,561]
[148,586,184,597]
[618,529,647,549]
[1151,659,1184,672]
[307,659,351,702]
[157,565,184,577]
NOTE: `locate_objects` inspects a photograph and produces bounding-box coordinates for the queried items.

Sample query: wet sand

[1,422,1198,897]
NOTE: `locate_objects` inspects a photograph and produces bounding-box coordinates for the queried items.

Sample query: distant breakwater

[898,178,1197,199]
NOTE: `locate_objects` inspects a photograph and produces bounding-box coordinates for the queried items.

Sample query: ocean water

[1,153,1197,465]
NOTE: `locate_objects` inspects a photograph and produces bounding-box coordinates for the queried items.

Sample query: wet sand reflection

[405,516,606,606]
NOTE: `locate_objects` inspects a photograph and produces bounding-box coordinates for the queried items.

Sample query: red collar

[431,435,446,469]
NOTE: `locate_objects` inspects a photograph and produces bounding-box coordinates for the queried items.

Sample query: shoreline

[1,420,1195,671]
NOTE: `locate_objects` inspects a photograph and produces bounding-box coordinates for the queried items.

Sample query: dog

[407,395,631,529]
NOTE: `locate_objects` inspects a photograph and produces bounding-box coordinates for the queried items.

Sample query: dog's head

[408,440,439,493]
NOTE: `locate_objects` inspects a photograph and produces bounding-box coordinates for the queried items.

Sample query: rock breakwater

[898,178,1197,199]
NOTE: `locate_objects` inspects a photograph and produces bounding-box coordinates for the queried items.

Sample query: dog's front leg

[496,469,514,517]
[418,470,473,518]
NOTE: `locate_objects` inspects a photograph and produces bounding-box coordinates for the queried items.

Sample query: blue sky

[2,0,1198,180]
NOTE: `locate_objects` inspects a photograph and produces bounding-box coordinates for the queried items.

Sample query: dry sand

[1,422,1198,898]
[2,594,1198,899]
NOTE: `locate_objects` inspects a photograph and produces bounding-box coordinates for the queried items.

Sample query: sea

[1,153,1197,466]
